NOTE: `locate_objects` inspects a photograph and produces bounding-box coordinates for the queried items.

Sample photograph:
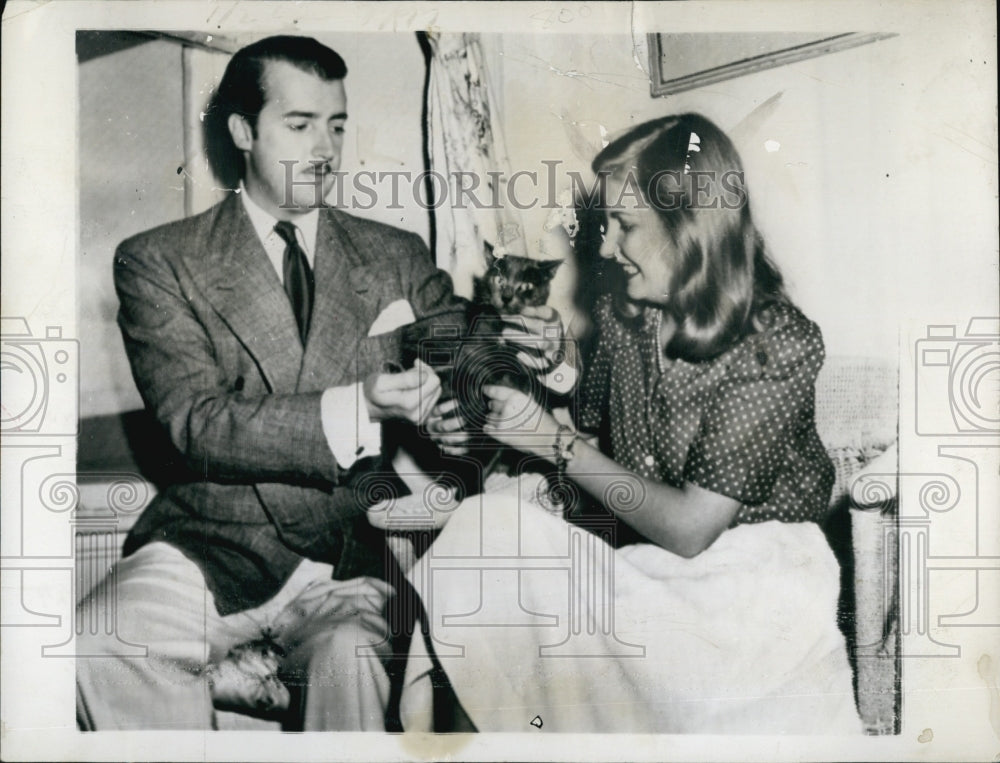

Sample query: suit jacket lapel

[298,209,382,390]
[197,195,304,393]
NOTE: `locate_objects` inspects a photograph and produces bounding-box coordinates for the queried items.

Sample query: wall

[493,28,997,362]
[77,32,427,418]
[78,39,188,417]
[323,33,430,235]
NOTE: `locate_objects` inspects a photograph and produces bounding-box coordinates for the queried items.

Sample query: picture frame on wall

[648,32,897,97]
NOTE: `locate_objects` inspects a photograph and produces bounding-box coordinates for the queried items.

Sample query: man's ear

[228,113,254,152]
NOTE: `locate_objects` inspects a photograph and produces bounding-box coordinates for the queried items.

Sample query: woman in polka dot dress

[400,114,861,734]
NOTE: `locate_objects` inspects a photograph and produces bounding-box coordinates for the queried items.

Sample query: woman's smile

[619,259,640,278]
[599,178,676,304]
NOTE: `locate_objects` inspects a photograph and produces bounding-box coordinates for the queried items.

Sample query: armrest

[849,442,898,510]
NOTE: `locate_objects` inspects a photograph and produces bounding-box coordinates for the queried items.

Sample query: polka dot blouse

[576,295,835,526]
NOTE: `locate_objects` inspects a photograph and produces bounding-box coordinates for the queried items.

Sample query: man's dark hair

[203,35,347,188]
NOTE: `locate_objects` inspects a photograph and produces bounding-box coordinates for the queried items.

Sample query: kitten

[459,245,563,417]
[472,245,563,314]
[398,245,563,498]
[452,246,563,488]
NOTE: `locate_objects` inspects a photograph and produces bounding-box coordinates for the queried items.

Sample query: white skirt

[400,476,862,734]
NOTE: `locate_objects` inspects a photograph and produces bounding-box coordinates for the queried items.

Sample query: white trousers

[76,542,391,730]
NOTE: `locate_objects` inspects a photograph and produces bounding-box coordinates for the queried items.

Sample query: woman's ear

[228,113,254,152]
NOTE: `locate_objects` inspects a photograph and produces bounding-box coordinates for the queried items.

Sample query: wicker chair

[814,355,900,735]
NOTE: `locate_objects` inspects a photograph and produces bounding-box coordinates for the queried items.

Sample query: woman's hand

[483,386,741,558]
[481,384,559,458]
[424,398,470,455]
[500,305,564,373]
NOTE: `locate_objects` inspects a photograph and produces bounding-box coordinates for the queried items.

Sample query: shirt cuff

[321,383,382,470]
[539,360,578,395]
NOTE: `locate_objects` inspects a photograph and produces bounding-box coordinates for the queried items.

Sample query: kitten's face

[480,253,562,313]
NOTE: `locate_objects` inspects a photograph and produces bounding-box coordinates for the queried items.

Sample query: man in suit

[76,35,469,730]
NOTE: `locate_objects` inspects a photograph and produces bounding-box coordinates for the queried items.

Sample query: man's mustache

[299,161,335,177]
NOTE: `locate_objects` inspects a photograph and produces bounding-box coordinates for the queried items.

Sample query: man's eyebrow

[282,110,348,120]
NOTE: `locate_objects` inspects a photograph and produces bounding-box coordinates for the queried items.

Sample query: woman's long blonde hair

[592,113,788,360]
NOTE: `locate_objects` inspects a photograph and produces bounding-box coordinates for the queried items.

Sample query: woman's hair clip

[683,131,701,175]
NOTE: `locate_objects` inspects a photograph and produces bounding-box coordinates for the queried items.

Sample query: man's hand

[500,305,564,373]
[364,359,441,425]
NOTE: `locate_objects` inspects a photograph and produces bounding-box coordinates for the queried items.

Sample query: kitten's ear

[538,259,564,281]
[483,242,497,269]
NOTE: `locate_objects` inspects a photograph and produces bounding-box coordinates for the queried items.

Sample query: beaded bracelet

[552,424,579,481]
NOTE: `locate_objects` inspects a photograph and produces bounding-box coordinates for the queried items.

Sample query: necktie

[274,221,314,343]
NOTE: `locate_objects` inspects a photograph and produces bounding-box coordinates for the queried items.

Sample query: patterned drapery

[424,33,525,298]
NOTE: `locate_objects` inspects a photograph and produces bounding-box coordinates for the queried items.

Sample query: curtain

[424,33,525,298]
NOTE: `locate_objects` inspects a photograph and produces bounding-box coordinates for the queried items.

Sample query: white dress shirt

[240,188,381,470]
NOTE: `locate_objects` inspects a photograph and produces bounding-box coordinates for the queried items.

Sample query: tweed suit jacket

[115,194,465,615]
